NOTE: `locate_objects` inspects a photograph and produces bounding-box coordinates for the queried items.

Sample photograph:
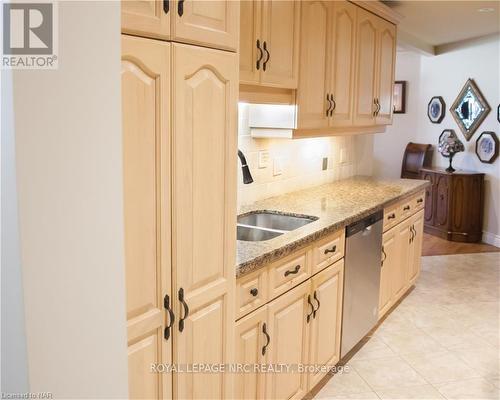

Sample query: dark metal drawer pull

[262,323,270,355]
[263,41,270,71]
[250,288,258,297]
[256,39,263,70]
[387,213,396,220]
[163,294,175,340]
[324,245,337,255]
[381,246,386,267]
[417,198,423,203]
[306,295,314,323]
[178,287,189,333]
[178,0,184,16]
[163,0,169,14]
[326,94,332,116]
[403,205,411,211]
[313,290,320,319]
[284,264,300,277]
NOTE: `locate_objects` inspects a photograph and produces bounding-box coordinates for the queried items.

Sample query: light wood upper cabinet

[239,0,300,89]
[354,8,396,127]
[329,1,357,127]
[122,0,239,52]
[121,34,172,400]
[375,18,396,125]
[171,43,237,400]
[296,0,331,129]
[266,281,310,400]
[379,226,397,318]
[235,307,267,400]
[171,0,239,51]
[353,8,378,126]
[122,1,171,40]
[240,0,262,83]
[307,260,344,390]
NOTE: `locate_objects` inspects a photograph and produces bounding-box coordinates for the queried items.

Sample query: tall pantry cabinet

[121,2,239,399]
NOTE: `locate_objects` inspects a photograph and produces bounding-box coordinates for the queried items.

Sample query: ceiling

[384,1,500,50]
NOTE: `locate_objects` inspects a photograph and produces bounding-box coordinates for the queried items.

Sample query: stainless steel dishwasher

[341,210,383,358]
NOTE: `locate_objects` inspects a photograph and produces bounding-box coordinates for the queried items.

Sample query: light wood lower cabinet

[379,202,425,319]
[122,36,238,400]
[307,260,344,389]
[122,0,239,52]
[172,43,237,400]
[122,34,172,400]
[266,281,311,400]
[235,307,268,400]
[235,259,344,399]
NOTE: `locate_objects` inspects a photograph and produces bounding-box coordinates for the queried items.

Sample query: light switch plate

[273,158,282,176]
[322,157,328,171]
[258,150,269,169]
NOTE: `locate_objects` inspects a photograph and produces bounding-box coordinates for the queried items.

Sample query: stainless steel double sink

[237,211,317,242]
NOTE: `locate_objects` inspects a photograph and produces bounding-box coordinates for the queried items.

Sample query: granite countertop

[236,176,430,278]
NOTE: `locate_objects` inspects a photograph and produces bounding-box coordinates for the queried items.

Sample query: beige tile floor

[315,252,500,400]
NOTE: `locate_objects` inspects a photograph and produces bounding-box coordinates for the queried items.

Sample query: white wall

[238,103,373,206]
[1,69,30,392]
[11,2,128,397]
[373,34,500,245]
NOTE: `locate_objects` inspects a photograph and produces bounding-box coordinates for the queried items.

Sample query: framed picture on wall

[393,81,406,114]
[476,131,499,163]
[428,96,446,123]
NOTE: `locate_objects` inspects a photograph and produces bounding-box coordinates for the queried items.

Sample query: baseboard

[482,231,500,248]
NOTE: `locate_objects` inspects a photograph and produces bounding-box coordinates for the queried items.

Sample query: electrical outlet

[322,157,328,171]
[258,150,269,169]
[273,158,283,176]
[340,148,347,164]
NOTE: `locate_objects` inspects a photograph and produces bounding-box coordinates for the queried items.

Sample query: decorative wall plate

[428,96,445,123]
[450,79,490,141]
[475,131,498,164]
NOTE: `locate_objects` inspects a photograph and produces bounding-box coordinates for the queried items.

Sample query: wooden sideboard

[420,167,485,243]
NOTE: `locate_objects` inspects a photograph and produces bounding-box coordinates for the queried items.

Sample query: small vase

[446,153,455,173]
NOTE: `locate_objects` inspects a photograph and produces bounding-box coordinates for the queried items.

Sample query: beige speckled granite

[236,176,430,278]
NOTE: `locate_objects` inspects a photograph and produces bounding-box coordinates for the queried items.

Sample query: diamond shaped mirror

[450,79,490,141]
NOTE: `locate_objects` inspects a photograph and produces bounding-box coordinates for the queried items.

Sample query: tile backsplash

[238,103,373,206]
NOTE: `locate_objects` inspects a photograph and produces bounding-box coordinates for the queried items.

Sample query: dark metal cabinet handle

[178,287,189,332]
[262,41,270,71]
[417,198,423,204]
[306,295,314,323]
[376,98,381,114]
[313,291,320,319]
[387,213,396,220]
[163,0,169,14]
[381,246,386,267]
[326,94,332,116]
[250,288,258,297]
[409,225,415,244]
[177,0,184,16]
[373,99,378,117]
[163,294,175,340]
[262,323,270,356]
[284,264,300,277]
[331,96,336,115]
[256,39,263,70]
[324,245,337,255]
[403,205,411,211]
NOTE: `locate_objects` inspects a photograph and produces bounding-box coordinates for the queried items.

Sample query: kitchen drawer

[383,203,400,232]
[312,229,345,274]
[399,198,414,221]
[236,268,268,320]
[413,191,425,213]
[268,249,310,300]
